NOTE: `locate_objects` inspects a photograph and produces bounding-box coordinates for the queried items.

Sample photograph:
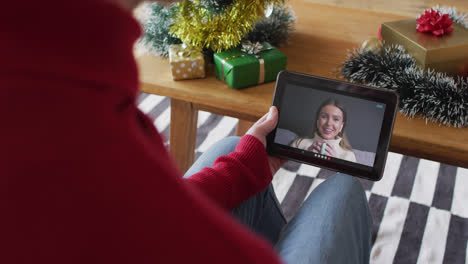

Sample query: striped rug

[138,92,468,264]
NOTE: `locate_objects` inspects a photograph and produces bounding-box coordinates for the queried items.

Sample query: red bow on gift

[416,9,454,36]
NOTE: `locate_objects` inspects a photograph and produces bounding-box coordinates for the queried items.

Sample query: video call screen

[274,83,386,168]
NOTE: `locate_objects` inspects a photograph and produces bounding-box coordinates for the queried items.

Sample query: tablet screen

[274,83,386,169]
[267,71,398,181]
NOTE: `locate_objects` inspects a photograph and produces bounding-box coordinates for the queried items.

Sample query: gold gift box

[169,44,206,81]
[381,19,468,76]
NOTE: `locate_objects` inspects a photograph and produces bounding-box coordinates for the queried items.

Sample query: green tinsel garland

[244,4,296,47]
[342,45,468,128]
[140,3,181,57]
[199,0,233,14]
[429,6,468,29]
[141,2,295,57]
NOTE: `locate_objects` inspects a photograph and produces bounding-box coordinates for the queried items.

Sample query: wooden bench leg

[170,99,198,173]
[236,119,255,136]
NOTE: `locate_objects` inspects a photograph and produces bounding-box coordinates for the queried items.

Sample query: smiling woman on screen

[291,98,357,162]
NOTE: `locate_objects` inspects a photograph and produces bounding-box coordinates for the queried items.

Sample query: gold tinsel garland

[170,0,284,52]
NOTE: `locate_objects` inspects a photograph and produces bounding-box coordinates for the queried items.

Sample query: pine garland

[244,4,296,47]
[342,45,468,128]
[199,0,233,14]
[140,3,182,57]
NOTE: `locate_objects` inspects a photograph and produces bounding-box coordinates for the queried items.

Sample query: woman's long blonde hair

[296,99,353,151]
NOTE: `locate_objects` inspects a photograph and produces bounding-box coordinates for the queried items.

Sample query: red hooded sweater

[1,1,282,263]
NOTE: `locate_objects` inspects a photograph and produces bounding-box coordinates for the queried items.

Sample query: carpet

[138,92,468,264]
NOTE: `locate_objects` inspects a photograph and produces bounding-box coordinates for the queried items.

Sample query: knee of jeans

[327,174,372,225]
[333,173,373,235]
[331,173,366,202]
[217,136,241,151]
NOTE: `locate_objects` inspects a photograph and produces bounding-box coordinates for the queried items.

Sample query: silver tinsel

[342,45,468,128]
[140,3,182,57]
[244,4,296,47]
[429,6,468,29]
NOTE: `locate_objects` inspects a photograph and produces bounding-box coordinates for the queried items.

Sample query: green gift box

[214,42,287,89]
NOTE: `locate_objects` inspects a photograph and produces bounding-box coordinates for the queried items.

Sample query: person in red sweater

[1,0,372,263]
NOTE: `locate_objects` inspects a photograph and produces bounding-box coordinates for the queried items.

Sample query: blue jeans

[184,137,372,264]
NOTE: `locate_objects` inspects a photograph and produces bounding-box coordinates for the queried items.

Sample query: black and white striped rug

[138,93,468,264]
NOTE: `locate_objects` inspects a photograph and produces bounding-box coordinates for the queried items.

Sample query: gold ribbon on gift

[174,43,202,59]
[220,41,273,84]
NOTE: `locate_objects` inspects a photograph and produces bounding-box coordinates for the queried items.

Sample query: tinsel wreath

[342,45,468,128]
[169,0,284,52]
[141,2,295,57]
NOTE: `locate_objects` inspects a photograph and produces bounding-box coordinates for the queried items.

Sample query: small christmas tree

[141,0,295,57]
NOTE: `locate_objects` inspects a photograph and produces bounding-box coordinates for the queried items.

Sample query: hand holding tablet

[266,71,398,181]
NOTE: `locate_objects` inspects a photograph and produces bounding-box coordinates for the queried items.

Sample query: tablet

[266,71,398,181]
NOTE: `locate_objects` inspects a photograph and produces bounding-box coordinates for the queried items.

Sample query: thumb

[262,106,279,133]
[246,106,279,147]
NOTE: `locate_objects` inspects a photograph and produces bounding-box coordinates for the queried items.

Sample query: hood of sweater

[1,0,141,96]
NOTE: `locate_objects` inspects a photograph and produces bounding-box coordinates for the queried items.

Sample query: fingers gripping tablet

[266,71,398,181]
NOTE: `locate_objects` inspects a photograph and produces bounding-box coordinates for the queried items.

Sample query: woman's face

[317,105,344,140]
